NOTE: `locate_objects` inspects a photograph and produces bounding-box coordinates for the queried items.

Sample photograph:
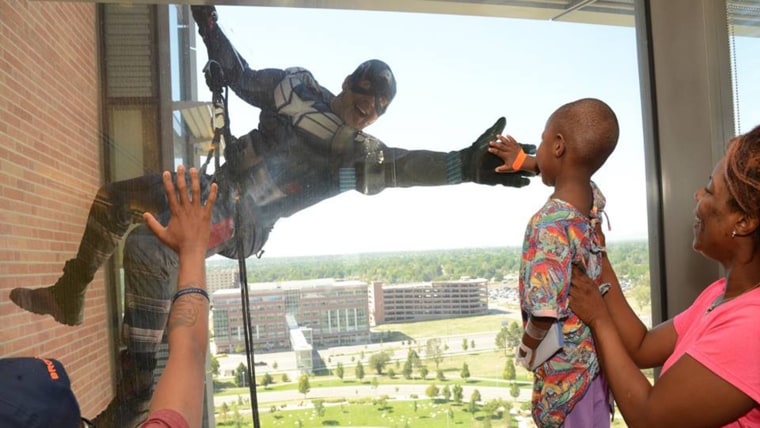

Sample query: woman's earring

[731,230,737,238]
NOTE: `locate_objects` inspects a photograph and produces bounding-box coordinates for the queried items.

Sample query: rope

[235,193,261,428]
[201,59,261,428]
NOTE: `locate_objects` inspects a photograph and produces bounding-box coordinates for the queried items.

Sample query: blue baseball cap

[0,357,82,428]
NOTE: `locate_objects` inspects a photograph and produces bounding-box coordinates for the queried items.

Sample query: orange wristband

[511,149,527,171]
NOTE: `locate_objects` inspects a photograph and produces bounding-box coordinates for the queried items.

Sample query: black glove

[191,6,218,40]
[459,117,535,188]
[192,5,243,88]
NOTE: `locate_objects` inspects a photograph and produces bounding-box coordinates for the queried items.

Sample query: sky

[194,5,650,258]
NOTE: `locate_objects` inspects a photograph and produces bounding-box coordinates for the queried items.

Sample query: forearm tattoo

[167,286,207,332]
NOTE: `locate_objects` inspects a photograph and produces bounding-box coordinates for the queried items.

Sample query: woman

[570,125,760,427]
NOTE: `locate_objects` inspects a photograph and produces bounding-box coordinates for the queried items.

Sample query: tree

[210,354,220,376]
[632,281,651,309]
[220,402,229,423]
[468,397,478,414]
[436,369,446,381]
[452,383,464,403]
[507,321,522,349]
[375,395,388,410]
[510,382,520,401]
[234,362,247,387]
[482,400,503,428]
[312,399,325,417]
[460,362,471,381]
[462,337,469,351]
[407,349,421,367]
[272,361,279,370]
[471,389,481,403]
[503,358,516,382]
[425,384,440,400]
[419,366,429,380]
[495,322,522,357]
[387,367,396,378]
[369,350,391,374]
[371,376,379,394]
[355,361,365,381]
[233,408,242,428]
[297,374,311,398]
[261,372,273,389]
[336,362,344,380]
[442,384,451,402]
[495,326,510,357]
[281,373,290,383]
[402,359,413,379]
[425,338,444,369]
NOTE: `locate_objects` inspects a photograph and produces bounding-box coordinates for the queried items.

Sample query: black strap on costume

[201,60,261,428]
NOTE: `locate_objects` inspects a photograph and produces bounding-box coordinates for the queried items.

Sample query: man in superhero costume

[10,5,535,423]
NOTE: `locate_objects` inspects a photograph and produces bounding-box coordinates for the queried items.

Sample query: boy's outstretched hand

[489,134,539,175]
[459,117,536,188]
[144,166,218,256]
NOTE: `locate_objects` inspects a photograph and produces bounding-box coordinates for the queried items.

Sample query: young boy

[489,98,618,427]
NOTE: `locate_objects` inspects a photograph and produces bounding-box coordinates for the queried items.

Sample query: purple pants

[561,373,612,428]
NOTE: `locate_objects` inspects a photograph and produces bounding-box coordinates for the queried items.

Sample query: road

[215,330,507,379]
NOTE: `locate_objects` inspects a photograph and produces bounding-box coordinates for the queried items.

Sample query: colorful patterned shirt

[519,181,606,427]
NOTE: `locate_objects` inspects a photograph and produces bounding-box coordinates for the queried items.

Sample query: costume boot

[10,259,93,326]
[10,190,131,325]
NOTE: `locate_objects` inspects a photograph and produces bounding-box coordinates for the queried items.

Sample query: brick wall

[0,0,113,418]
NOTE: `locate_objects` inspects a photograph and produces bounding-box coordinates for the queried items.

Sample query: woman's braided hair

[725,124,760,242]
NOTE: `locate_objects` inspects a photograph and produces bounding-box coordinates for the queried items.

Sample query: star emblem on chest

[278,84,319,127]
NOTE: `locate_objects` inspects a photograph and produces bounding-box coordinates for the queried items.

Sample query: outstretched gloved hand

[459,117,536,188]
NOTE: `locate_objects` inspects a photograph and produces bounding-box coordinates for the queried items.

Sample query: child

[489,98,618,428]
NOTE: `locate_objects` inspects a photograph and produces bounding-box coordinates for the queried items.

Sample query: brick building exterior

[369,278,489,325]
[0,1,112,417]
[212,279,371,354]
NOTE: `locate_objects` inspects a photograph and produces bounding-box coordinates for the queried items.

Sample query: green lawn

[214,311,647,427]
[216,398,519,428]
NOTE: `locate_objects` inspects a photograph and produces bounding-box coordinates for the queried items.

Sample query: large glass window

[728,2,760,134]
[194,5,648,427]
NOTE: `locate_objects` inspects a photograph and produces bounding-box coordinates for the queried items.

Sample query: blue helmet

[348,59,396,115]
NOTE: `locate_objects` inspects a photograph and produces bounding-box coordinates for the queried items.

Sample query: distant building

[212,278,370,357]
[206,267,239,294]
[369,278,489,325]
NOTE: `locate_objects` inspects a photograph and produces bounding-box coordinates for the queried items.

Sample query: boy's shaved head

[550,98,619,173]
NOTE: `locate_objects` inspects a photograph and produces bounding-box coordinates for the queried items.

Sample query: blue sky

[196,5,650,258]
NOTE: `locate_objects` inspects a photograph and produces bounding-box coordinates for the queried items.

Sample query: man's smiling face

[333,78,389,130]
